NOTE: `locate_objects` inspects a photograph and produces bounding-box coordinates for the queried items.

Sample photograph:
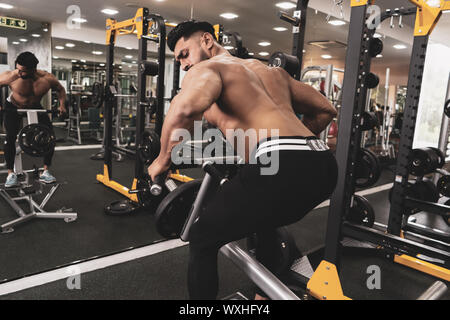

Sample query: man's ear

[202,32,214,50]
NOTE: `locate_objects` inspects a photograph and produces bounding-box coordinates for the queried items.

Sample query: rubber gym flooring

[0,130,448,300]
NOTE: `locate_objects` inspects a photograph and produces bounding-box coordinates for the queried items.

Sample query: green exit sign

[0,16,27,30]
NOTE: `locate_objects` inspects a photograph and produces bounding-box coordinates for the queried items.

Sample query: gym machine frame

[307,0,450,300]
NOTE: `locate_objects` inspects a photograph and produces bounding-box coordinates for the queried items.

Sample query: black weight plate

[246,227,297,276]
[410,148,436,176]
[437,175,450,197]
[412,179,440,203]
[444,99,450,118]
[429,147,446,169]
[18,124,56,158]
[347,195,375,227]
[355,148,381,188]
[104,200,140,216]
[369,38,383,57]
[92,82,104,108]
[138,130,161,165]
[154,179,203,239]
[365,73,379,89]
[268,51,300,78]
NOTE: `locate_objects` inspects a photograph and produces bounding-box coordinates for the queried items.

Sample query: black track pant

[3,99,55,170]
[187,136,338,299]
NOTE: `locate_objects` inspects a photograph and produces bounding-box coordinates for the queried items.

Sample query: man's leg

[3,106,21,173]
[187,149,338,300]
[37,111,55,169]
[37,111,56,183]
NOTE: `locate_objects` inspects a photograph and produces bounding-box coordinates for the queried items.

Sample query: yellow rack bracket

[409,0,450,36]
[307,261,352,300]
[96,165,138,202]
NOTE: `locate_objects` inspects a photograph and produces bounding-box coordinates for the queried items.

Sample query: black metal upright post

[171,59,181,99]
[151,14,166,137]
[104,32,116,179]
[135,8,150,180]
[388,36,429,236]
[323,3,374,269]
[292,0,309,79]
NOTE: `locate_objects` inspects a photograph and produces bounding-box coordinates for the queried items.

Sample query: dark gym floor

[1,191,448,300]
[0,142,448,300]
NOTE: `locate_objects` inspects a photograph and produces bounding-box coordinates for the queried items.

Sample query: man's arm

[48,74,67,112]
[288,75,337,135]
[157,63,222,167]
[0,70,19,86]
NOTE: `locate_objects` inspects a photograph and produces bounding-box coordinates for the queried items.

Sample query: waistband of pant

[6,95,43,110]
[254,136,329,160]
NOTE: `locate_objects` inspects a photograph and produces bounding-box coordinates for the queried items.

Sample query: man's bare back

[202,55,313,141]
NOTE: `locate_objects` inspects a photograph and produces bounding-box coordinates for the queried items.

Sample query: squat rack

[97,8,224,201]
[97,8,167,201]
[307,0,450,300]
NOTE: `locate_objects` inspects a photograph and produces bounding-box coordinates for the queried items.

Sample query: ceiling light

[224,46,234,50]
[84,41,91,44]
[19,38,28,42]
[220,13,238,19]
[259,52,269,56]
[275,2,296,10]
[53,56,59,59]
[132,61,137,64]
[71,60,77,63]
[248,52,254,56]
[81,59,86,63]
[101,9,119,15]
[321,54,332,59]
[100,63,105,66]
[273,27,288,32]
[126,47,132,50]
[12,41,20,45]
[73,18,87,23]
[328,20,346,26]
[0,3,13,9]
[376,54,383,58]
[92,51,103,55]
[66,43,75,48]
[43,28,49,32]
[258,41,271,47]
[125,55,133,59]
[393,44,407,50]
[55,46,64,50]
[32,34,41,38]
[373,33,382,38]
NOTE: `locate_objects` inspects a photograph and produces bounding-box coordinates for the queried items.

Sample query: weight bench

[0,109,77,233]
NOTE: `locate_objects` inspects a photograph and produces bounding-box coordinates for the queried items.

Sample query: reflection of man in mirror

[0,52,67,187]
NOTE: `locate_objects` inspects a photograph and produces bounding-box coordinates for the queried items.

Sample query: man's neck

[211,45,231,58]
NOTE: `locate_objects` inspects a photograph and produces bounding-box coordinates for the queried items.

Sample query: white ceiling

[1,0,449,85]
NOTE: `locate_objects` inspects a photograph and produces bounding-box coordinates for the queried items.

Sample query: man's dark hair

[167,20,217,51]
[15,52,39,69]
